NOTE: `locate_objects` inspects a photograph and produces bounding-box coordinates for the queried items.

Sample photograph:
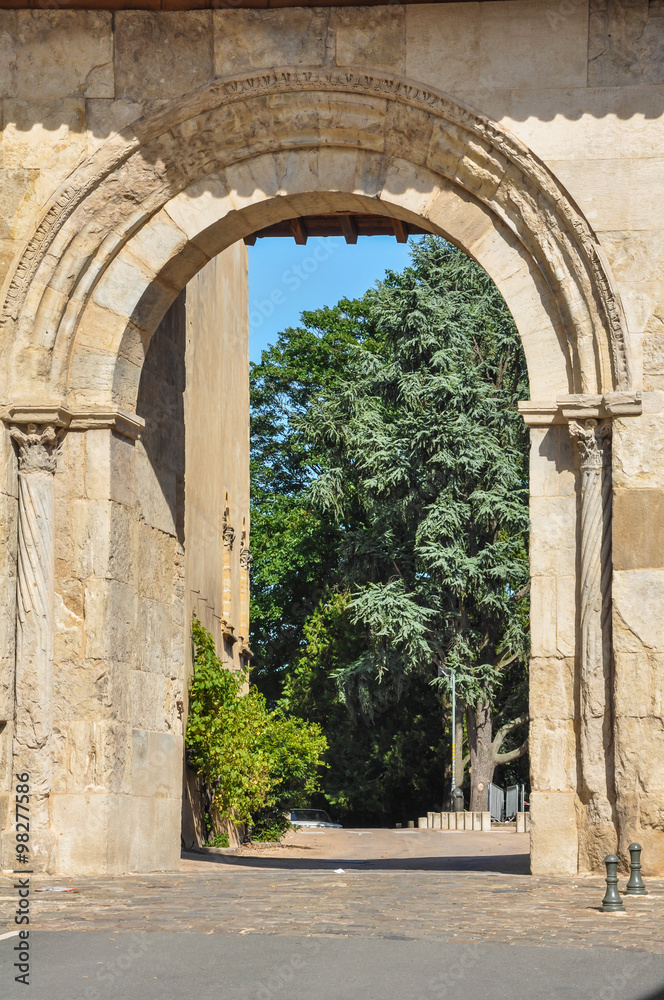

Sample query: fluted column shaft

[569,418,615,833]
[9,422,60,871]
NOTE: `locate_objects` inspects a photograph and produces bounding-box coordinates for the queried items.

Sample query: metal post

[450,670,456,798]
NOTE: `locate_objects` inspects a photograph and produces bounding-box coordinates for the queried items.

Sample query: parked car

[289,808,342,829]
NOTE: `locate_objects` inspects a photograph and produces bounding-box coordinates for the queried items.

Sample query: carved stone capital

[9,422,63,474]
[222,524,235,550]
[239,547,252,570]
[569,418,612,472]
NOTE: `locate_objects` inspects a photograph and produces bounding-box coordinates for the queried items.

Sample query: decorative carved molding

[3,405,144,441]
[0,70,631,402]
[9,423,61,474]
[519,392,642,427]
[569,417,615,827]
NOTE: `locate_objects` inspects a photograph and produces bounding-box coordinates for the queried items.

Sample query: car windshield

[291,809,332,822]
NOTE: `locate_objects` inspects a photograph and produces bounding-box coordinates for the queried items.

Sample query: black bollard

[601,855,625,911]
[625,843,648,896]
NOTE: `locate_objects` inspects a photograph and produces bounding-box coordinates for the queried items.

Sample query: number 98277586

[15,773,30,866]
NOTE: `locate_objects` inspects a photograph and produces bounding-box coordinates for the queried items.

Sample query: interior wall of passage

[183,244,250,671]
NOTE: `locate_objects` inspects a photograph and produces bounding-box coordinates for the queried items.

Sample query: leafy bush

[206,831,230,848]
[251,810,292,842]
[186,618,327,837]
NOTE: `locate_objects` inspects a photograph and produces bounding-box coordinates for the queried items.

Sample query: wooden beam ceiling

[243,213,428,245]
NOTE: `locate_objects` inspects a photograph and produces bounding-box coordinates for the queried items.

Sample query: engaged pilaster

[568,417,616,839]
[7,420,65,871]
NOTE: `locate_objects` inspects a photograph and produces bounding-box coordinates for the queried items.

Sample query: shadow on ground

[182,851,530,875]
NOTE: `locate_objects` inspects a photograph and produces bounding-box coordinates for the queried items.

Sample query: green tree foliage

[186,617,327,838]
[250,237,530,820]
[250,299,376,703]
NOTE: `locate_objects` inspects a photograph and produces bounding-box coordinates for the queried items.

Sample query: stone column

[569,417,617,861]
[7,422,62,871]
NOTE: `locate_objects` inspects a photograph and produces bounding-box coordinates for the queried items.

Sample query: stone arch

[0,69,632,414]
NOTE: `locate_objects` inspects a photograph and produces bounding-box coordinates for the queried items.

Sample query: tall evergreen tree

[250,237,530,818]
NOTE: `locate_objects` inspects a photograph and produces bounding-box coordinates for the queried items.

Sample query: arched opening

[0,72,634,875]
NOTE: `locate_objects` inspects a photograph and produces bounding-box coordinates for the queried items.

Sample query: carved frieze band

[569,417,614,824]
[0,70,631,393]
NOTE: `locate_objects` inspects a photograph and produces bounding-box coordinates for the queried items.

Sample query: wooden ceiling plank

[340,214,358,244]
[290,217,308,245]
[392,219,409,243]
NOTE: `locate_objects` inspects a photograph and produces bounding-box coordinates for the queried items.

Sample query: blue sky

[247,235,414,364]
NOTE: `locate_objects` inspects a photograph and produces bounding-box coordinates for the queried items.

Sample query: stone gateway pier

[0,0,663,877]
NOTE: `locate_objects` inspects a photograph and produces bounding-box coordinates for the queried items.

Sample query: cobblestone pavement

[2,830,663,954]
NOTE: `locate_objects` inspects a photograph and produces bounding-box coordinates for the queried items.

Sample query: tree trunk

[454,698,465,790]
[467,700,496,812]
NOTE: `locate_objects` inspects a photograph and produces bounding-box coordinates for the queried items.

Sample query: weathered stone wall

[183,245,251,671]
[0,1,663,874]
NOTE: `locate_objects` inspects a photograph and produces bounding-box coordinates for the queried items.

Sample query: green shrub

[186,617,327,839]
[251,811,292,842]
[206,831,230,848]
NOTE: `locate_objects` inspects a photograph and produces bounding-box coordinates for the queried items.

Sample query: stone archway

[0,70,645,875]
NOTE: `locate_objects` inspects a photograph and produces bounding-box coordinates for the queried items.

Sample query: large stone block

[1,98,87,194]
[546,157,631,232]
[529,717,576,791]
[506,87,623,164]
[52,656,131,729]
[529,496,577,578]
[613,569,664,652]
[405,4,480,93]
[529,426,577,499]
[114,11,214,101]
[478,0,588,91]
[529,791,578,875]
[530,576,557,657]
[614,650,664,720]
[335,7,405,73]
[529,656,575,721]
[135,447,177,536]
[615,715,664,793]
[589,0,664,87]
[64,720,132,795]
[131,729,183,799]
[613,488,664,570]
[138,598,173,676]
[214,9,333,75]
[126,793,181,873]
[84,579,138,663]
[54,591,85,663]
[84,429,137,507]
[129,670,169,732]
[50,791,129,875]
[0,11,113,100]
[137,522,176,603]
[556,575,576,659]
[72,499,136,583]
[0,720,13,792]
[613,413,664,489]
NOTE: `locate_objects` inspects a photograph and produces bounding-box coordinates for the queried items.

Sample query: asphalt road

[2,931,664,1000]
